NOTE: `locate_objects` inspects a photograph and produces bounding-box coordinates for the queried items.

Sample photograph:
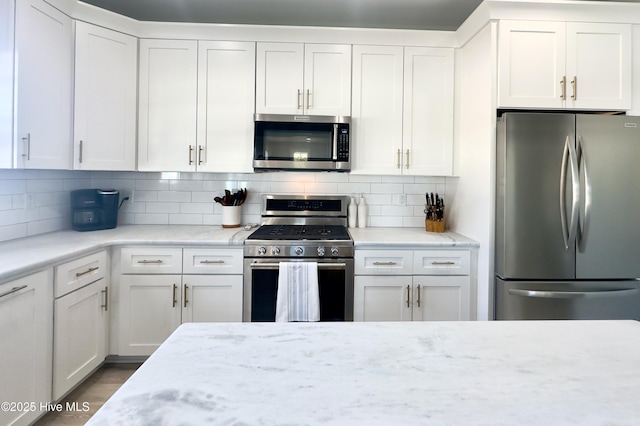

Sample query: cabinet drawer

[120,247,182,274]
[413,250,470,276]
[182,248,243,274]
[354,250,413,275]
[55,250,107,298]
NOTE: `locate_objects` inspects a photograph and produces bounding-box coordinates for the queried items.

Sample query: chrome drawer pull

[76,266,99,278]
[431,261,455,265]
[200,260,225,264]
[172,284,178,308]
[0,285,28,299]
[137,260,164,264]
[373,261,397,266]
[101,286,108,311]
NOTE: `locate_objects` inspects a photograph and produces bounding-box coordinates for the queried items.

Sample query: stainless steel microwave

[253,114,350,172]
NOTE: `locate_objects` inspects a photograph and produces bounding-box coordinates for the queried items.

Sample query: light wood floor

[35,363,141,425]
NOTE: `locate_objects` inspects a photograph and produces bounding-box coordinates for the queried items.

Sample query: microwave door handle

[332,124,338,160]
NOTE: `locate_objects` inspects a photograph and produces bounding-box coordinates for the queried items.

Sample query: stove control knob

[295,247,304,256]
[271,247,281,255]
[317,246,326,256]
[331,247,340,256]
[258,246,267,256]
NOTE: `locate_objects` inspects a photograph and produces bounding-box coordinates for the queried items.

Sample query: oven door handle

[249,262,347,270]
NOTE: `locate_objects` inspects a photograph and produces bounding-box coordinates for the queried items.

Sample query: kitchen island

[87,320,640,425]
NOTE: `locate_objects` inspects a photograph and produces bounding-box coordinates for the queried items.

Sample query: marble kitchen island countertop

[87,320,640,425]
[0,225,254,281]
[349,227,479,248]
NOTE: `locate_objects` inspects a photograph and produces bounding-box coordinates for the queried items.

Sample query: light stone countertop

[0,225,478,282]
[86,320,640,425]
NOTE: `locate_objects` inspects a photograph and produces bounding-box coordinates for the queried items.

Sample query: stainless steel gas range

[243,195,354,322]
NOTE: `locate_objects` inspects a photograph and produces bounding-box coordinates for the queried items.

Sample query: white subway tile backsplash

[0,169,451,243]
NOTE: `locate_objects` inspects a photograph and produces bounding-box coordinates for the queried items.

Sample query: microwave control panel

[337,124,349,161]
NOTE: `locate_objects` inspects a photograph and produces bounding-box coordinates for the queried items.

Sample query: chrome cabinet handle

[406,149,410,169]
[137,259,164,264]
[200,260,225,264]
[0,285,28,299]
[184,284,189,308]
[406,285,411,308]
[188,145,194,165]
[397,149,401,169]
[101,286,108,311]
[76,266,99,278]
[22,133,31,160]
[79,140,84,163]
[373,261,397,266]
[560,76,566,100]
[571,76,577,100]
[172,284,178,308]
[198,145,204,165]
[417,285,421,308]
[297,89,303,110]
[306,89,312,108]
[431,261,455,265]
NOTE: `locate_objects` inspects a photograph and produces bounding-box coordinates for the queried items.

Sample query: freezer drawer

[495,278,640,320]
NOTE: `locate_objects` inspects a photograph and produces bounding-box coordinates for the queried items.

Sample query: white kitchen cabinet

[14,0,73,169]
[256,42,351,116]
[118,247,243,356]
[74,22,137,171]
[0,0,13,168]
[196,41,255,173]
[138,39,198,171]
[354,249,471,321]
[0,270,53,426]
[53,279,109,400]
[351,45,404,175]
[498,20,631,110]
[53,251,109,400]
[351,45,454,175]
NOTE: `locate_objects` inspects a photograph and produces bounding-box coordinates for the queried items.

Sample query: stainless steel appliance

[253,114,350,172]
[243,194,354,321]
[71,189,119,231]
[495,112,640,320]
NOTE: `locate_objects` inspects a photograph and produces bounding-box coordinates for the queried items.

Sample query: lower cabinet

[0,270,53,426]
[53,250,109,400]
[117,247,243,356]
[354,249,471,321]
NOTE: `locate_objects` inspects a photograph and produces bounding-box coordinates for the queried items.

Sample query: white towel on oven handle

[275,262,320,322]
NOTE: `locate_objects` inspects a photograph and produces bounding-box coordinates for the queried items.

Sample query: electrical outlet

[399,194,407,206]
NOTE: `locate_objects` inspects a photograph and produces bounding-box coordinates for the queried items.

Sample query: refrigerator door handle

[576,137,591,251]
[560,136,580,250]
[508,288,638,299]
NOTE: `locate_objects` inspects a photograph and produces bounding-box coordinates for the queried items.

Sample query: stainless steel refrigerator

[495,112,640,320]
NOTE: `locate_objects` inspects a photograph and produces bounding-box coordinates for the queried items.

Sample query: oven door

[243,258,354,322]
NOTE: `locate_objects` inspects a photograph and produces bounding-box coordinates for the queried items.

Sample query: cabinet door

[351,45,404,175]
[0,270,53,426]
[412,276,470,321]
[0,0,13,168]
[182,275,243,323]
[53,279,108,400]
[566,23,631,110]
[74,22,137,171]
[197,41,255,173]
[303,44,351,116]
[119,275,182,356]
[138,39,198,171]
[497,20,566,108]
[354,275,412,321]
[15,0,73,169]
[403,47,454,176]
[256,42,304,114]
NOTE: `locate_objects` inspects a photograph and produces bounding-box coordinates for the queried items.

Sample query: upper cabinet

[138,39,198,171]
[351,45,454,176]
[256,43,351,116]
[498,20,632,110]
[138,39,255,172]
[74,22,137,171]
[15,0,73,169]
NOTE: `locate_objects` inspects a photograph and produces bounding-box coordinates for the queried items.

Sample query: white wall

[449,22,497,320]
[0,169,449,243]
